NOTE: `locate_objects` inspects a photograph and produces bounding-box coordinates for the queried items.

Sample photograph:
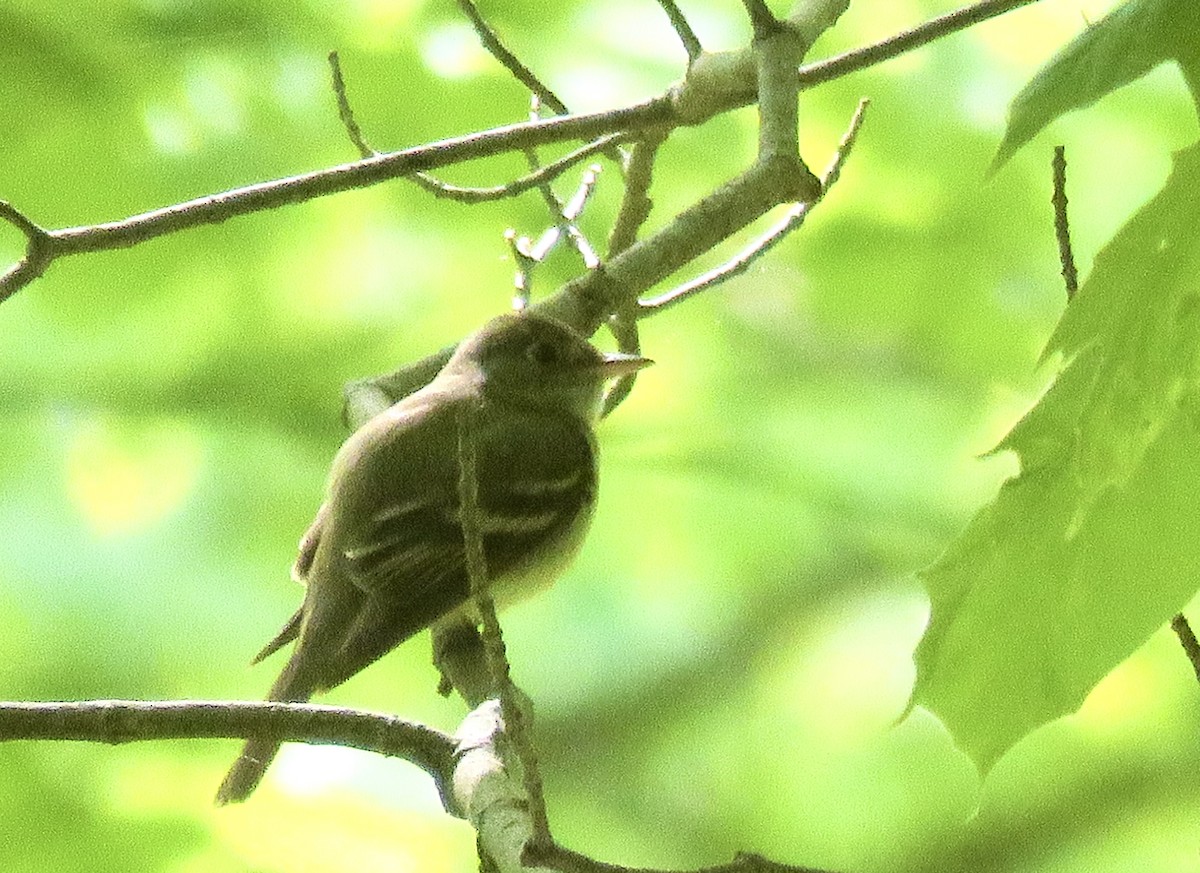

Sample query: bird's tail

[215,653,314,805]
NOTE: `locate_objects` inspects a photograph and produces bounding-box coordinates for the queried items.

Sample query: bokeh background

[1,1,1198,871]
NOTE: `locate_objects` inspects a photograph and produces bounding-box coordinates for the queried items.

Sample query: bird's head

[445,311,652,421]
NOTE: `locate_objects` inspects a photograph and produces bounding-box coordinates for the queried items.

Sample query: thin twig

[0,0,1041,305]
[607,134,663,258]
[0,95,674,303]
[406,134,627,204]
[0,699,455,800]
[559,164,602,268]
[656,0,703,61]
[640,98,868,313]
[456,403,552,845]
[524,97,579,260]
[600,134,664,418]
[457,0,569,115]
[1171,614,1200,685]
[328,50,376,158]
[796,0,1041,91]
[505,228,537,307]
[1052,145,1078,300]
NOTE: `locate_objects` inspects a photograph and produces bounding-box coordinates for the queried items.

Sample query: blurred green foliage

[0,1,1197,872]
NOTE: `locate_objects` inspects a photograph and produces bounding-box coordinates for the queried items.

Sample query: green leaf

[992,0,1200,170]
[914,141,1200,771]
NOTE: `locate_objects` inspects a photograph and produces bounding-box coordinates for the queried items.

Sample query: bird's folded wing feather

[341,411,595,606]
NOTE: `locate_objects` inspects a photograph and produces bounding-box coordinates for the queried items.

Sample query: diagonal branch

[639,98,868,314]
[0,96,673,303]
[345,19,829,423]
[796,0,1040,90]
[0,0,1044,306]
[457,0,569,116]
[656,0,704,62]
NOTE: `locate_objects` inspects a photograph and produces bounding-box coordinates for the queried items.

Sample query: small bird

[216,310,652,804]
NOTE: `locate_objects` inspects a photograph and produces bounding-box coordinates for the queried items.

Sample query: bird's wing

[250,502,330,665]
[342,409,596,604]
[291,502,328,583]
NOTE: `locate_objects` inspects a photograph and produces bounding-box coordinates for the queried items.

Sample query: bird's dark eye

[526,341,559,365]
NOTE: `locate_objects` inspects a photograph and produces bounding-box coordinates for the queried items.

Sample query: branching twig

[328,50,376,158]
[1052,145,1078,300]
[457,0,569,116]
[408,134,627,204]
[0,0,1043,305]
[639,98,867,314]
[657,0,704,62]
[559,163,603,269]
[600,134,663,417]
[0,97,673,303]
[796,0,1041,91]
[346,22,833,419]
[0,201,53,295]
[742,0,782,39]
[607,135,663,258]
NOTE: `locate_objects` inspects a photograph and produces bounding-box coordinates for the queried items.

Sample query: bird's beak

[596,352,654,378]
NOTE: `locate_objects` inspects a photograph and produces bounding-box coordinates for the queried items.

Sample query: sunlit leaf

[915,141,1200,770]
[992,0,1200,170]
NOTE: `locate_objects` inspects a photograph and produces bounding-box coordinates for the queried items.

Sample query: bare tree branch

[328,50,376,159]
[457,0,569,116]
[407,134,627,204]
[796,0,1041,90]
[0,96,673,303]
[742,0,782,40]
[526,842,842,873]
[607,134,664,258]
[0,0,1043,305]
[0,699,455,792]
[639,97,867,313]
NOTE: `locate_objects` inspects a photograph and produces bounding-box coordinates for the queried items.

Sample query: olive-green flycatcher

[216,311,651,804]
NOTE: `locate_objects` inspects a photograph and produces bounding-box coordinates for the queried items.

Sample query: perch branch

[0,699,455,792]
[526,842,841,873]
[457,402,552,845]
